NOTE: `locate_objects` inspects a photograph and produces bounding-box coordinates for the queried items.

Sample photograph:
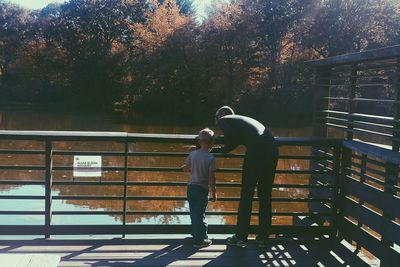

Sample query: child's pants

[187,184,209,242]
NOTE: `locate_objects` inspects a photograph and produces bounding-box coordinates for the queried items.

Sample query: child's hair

[198,128,214,143]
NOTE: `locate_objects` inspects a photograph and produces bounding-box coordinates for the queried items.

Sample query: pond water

[0,109,314,228]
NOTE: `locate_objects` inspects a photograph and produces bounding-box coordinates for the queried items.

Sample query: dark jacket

[212,115,275,154]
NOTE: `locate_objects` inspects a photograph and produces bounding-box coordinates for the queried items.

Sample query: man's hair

[198,128,214,143]
[215,106,234,117]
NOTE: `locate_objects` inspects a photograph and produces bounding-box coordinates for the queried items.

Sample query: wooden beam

[308,45,400,67]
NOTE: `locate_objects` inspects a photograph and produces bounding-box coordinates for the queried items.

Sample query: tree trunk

[269,41,280,88]
[0,61,9,83]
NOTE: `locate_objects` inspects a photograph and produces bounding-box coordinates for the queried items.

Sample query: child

[182,128,217,248]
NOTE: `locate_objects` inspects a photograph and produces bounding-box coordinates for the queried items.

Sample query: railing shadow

[0,237,378,266]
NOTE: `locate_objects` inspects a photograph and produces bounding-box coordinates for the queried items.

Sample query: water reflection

[0,110,317,226]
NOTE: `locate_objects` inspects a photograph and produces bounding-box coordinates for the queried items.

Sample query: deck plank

[0,236,380,266]
[0,254,60,267]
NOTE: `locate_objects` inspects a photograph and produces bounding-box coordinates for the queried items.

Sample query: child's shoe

[193,239,212,248]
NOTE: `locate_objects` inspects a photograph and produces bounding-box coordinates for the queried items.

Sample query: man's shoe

[255,236,268,247]
[193,239,212,248]
[227,235,247,248]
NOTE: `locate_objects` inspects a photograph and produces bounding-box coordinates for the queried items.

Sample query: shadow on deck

[0,235,378,266]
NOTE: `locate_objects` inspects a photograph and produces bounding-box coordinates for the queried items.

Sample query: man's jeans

[237,142,279,240]
[187,184,209,242]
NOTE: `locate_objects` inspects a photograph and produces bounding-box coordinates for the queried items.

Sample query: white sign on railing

[73,156,102,177]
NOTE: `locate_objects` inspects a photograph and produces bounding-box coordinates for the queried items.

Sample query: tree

[128,0,198,119]
[304,0,400,57]
[40,0,146,109]
[0,2,29,83]
[200,0,253,105]
[242,0,311,86]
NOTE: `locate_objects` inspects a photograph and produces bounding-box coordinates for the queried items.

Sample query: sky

[6,0,228,22]
[7,0,223,14]
[7,0,66,9]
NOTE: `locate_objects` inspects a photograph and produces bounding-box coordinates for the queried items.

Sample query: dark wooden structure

[311,45,400,150]
[310,45,400,266]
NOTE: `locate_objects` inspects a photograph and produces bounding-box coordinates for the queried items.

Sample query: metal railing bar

[54,151,244,158]
[278,155,332,160]
[313,149,334,156]
[312,158,335,166]
[45,166,335,174]
[50,195,333,202]
[321,110,398,123]
[276,137,341,146]
[0,224,333,235]
[350,169,385,185]
[327,124,394,139]
[351,162,386,179]
[316,82,397,87]
[0,133,336,146]
[123,211,333,216]
[0,149,45,155]
[328,118,396,131]
[343,140,400,165]
[323,97,398,103]
[344,73,395,79]
[50,180,334,188]
[0,165,45,170]
[52,195,124,200]
[0,180,44,185]
[0,211,44,215]
[48,210,333,216]
[53,181,125,186]
[54,151,125,156]
[0,195,45,200]
[351,63,398,72]
[0,150,332,160]
[52,211,123,215]
[0,131,341,147]
[315,63,396,74]
[0,131,129,141]
[351,153,387,168]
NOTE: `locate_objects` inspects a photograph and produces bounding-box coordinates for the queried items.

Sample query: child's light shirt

[185,149,216,190]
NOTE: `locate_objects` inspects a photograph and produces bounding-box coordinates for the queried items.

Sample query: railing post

[337,145,351,240]
[310,67,331,225]
[355,153,367,251]
[45,140,53,238]
[312,67,331,137]
[330,144,341,239]
[381,162,398,266]
[347,64,357,140]
[122,141,129,238]
[393,57,400,152]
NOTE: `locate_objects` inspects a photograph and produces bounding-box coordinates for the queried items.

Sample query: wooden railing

[310,45,400,265]
[340,140,400,265]
[310,45,400,151]
[0,131,341,238]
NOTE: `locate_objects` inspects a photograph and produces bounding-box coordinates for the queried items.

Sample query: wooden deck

[0,235,379,266]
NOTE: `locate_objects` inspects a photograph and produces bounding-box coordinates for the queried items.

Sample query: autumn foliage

[0,0,399,125]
